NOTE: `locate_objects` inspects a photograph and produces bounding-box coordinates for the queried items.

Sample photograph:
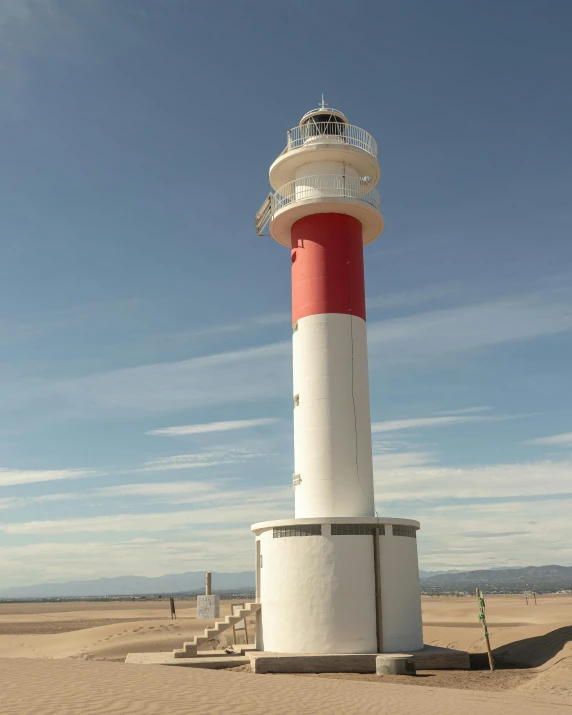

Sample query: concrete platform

[126,645,255,669]
[248,645,470,674]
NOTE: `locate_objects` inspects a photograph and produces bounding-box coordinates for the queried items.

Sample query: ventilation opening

[331,524,385,536]
[392,525,417,538]
[273,525,321,538]
[293,394,300,407]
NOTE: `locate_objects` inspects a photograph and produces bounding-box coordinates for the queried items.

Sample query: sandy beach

[0,594,570,713]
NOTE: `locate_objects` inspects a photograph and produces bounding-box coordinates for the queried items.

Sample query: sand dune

[0,601,253,660]
[1,657,571,715]
[0,595,570,712]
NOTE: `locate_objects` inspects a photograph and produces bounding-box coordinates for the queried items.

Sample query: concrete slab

[248,645,470,674]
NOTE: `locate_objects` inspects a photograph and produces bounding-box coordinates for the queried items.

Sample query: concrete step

[173,601,261,658]
[173,647,197,659]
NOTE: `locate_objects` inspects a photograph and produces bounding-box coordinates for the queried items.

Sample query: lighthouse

[253,102,423,655]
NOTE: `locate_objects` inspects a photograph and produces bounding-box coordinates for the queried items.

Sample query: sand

[0,594,570,713]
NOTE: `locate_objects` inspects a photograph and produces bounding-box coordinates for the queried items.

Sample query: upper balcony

[269,122,380,191]
[283,122,377,158]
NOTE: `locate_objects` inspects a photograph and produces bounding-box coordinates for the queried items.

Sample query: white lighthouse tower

[253,102,423,656]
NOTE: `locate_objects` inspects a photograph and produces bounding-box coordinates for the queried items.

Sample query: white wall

[257,525,378,654]
[293,314,374,518]
[379,527,424,652]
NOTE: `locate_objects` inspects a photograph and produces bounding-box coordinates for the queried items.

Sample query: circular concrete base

[376,655,416,676]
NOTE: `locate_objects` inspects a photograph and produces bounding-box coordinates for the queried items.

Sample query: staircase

[173,602,261,658]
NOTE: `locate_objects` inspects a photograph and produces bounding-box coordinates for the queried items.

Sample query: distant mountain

[422,565,572,593]
[419,569,464,579]
[5,565,571,599]
[0,571,255,599]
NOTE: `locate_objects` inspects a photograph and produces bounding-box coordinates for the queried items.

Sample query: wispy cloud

[137,447,263,473]
[94,481,220,499]
[0,497,24,509]
[147,417,279,437]
[195,311,290,336]
[371,411,517,433]
[374,453,572,502]
[0,531,260,586]
[416,498,572,570]
[367,283,463,310]
[0,493,291,534]
[2,287,571,422]
[367,291,572,365]
[525,432,572,446]
[8,341,291,418]
[434,406,492,416]
[0,478,290,510]
[0,468,97,487]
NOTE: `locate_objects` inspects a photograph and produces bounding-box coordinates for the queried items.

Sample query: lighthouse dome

[299,105,348,128]
[299,103,348,136]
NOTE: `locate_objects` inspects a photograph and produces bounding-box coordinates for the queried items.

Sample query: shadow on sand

[471,625,572,670]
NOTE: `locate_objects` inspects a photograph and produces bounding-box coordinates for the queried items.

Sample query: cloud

[0,476,292,511]
[195,311,290,336]
[367,292,572,365]
[0,468,97,487]
[460,531,531,538]
[0,492,291,534]
[2,287,571,423]
[0,497,24,510]
[367,283,463,310]
[415,498,572,570]
[374,453,572,502]
[7,341,291,418]
[147,418,279,437]
[137,447,263,473]
[434,407,492,416]
[371,451,436,469]
[94,481,220,499]
[0,533,258,586]
[371,412,516,433]
[525,432,572,447]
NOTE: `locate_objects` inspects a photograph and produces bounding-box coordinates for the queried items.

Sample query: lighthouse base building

[253,103,423,656]
[252,517,422,654]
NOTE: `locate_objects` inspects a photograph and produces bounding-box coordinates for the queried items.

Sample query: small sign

[197,594,220,620]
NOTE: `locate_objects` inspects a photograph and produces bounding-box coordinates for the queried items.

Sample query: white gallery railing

[283,122,378,158]
[272,174,380,213]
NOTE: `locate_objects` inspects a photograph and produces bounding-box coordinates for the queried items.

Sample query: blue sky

[1,0,571,587]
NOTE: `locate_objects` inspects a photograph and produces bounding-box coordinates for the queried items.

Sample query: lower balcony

[256,174,384,247]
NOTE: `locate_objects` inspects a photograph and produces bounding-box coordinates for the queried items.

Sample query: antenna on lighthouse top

[320,94,327,109]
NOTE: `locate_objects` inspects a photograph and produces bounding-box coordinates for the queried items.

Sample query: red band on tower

[291,213,366,325]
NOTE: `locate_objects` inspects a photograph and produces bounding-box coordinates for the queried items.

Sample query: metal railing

[283,122,377,158]
[272,174,380,213]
